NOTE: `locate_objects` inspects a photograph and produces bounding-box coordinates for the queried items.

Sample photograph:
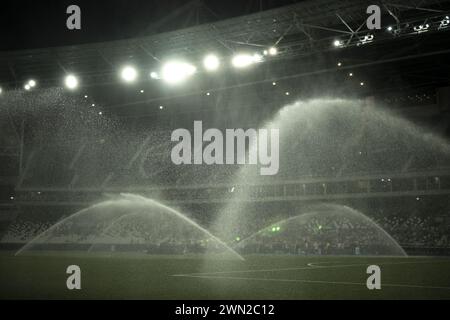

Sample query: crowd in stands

[1,208,448,256]
[377,215,449,247]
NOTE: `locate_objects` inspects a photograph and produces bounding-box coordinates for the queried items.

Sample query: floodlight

[203,54,220,71]
[121,66,138,82]
[161,61,196,84]
[232,53,262,68]
[64,74,79,90]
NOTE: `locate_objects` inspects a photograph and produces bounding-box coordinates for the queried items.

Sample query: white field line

[171,259,450,290]
[173,259,448,277]
[172,274,450,291]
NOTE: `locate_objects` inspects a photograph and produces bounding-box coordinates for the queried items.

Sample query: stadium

[1,0,450,300]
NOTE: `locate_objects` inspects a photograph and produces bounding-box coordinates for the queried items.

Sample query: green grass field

[1,251,450,299]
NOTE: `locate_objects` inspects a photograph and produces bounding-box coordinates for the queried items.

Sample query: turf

[1,252,450,299]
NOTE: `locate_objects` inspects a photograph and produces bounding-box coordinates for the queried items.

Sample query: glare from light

[150,71,159,79]
[349,72,353,77]
[337,62,342,67]
[161,61,196,84]
[24,84,31,91]
[98,111,103,115]
[360,82,365,86]
[28,79,36,87]
[121,66,138,82]
[232,54,253,68]
[84,95,88,98]
[64,74,79,90]
[285,92,290,96]
[0,87,2,94]
[140,89,144,93]
[232,53,262,68]
[159,105,164,110]
[387,26,393,31]
[272,82,277,86]
[333,40,342,47]
[203,54,220,71]
[253,53,263,63]
[268,47,278,55]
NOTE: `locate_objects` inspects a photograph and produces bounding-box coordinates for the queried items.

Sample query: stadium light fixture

[161,61,196,84]
[414,24,430,34]
[439,16,449,29]
[64,74,79,90]
[232,54,253,68]
[333,40,342,47]
[150,71,159,79]
[120,65,138,83]
[359,34,374,45]
[24,79,36,91]
[232,53,263,68]
[203,54,220,71]
[268,47,278,56]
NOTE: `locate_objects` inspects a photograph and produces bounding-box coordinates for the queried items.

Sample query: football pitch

[1,252,450,299]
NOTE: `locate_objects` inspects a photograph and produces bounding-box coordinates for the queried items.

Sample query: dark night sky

[1,0,301,51]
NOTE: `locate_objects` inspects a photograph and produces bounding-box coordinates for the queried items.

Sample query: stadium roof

[1,0,449,90]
